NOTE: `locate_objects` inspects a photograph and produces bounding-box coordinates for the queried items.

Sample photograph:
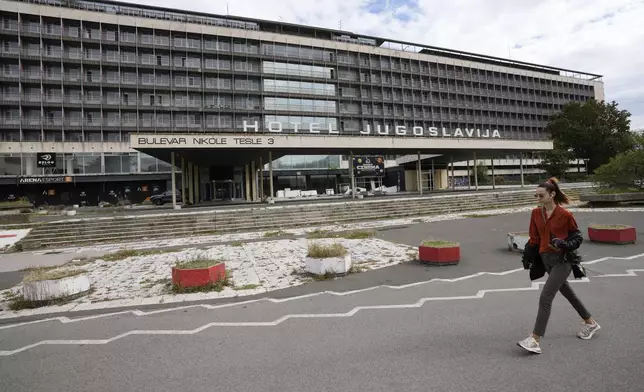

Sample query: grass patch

[23,268,87,283]
[589,224,633,230]
[421,240,459,248]
[595,188,644,194]
[174,258,222,270]
[311,270,336,281]
[264,230,287,238]
[140,278,171,288]
[233,283,261,291]
[306,229,332,239]
[341,231,374,239]
[306,230,375,239]
[463,213,498,218]
[231,241,244,247]
[307,243,348,258]
[171,270,233,294]
[103,249,166,262]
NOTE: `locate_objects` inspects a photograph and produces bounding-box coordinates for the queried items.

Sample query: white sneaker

[517,335,542,354]
[577,321,601,340]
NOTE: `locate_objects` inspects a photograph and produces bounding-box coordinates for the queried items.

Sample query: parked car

[149,190,181,206]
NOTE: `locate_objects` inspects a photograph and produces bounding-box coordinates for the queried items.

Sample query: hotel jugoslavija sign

[134,123,504,148]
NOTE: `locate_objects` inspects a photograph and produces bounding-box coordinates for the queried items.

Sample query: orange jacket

[528,205,579,254]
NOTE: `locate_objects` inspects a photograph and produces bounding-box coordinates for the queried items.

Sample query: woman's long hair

[538,177,570,205]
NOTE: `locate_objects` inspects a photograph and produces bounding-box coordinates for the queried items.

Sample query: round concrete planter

[419,241,460,265]
[23,273,91,302]
[305,255,352,276]
[588,224,636,244]
[507,232,530,252]
[171,262,226,289]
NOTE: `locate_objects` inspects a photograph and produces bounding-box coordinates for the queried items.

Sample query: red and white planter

[588,224,636,245]
[418,241,460,265]
[171,262,226,288]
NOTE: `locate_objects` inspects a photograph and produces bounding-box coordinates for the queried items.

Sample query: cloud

[118,0,644,129]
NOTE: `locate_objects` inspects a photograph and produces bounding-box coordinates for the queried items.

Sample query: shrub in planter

[588,224,636,244]
[22,268,91,302]
[171,258,227,289]
[305,243,352,276]
[419,240,460,265]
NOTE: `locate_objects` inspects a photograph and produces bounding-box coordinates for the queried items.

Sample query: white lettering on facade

[243,120,258,133]
[395,125,406,136]
[240,121,502,138]
[267,121,282,133]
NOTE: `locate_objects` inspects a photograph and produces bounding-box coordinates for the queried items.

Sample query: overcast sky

[120,0,643,130]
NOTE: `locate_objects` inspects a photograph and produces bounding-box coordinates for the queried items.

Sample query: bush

[307,243,347,258]
[592,149,644,190]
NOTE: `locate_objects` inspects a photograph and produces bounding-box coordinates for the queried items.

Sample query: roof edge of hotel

[15,0,603,79]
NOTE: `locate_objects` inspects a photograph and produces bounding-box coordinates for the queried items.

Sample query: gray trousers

[533,253,592,337]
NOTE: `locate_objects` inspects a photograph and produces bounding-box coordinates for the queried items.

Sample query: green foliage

[538,147,574,179]
[546,100,633,173]
[475,162,490,184]
[592,148,644,190]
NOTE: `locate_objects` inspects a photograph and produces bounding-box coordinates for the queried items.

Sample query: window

[264,98,336,113]
[262,61,333,79]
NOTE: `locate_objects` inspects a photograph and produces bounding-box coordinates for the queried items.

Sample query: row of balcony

[0,83,589,108]
[0,114,549,128]
[3,45,593,90]
[0,94,573,114]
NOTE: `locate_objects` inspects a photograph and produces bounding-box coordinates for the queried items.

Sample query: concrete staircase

[5,186,589,251]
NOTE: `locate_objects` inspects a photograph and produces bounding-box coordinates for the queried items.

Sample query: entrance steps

[4,187,588,250]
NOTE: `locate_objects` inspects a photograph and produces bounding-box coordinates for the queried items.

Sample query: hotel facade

[0,0,603,205]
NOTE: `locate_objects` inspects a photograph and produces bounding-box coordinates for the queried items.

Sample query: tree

[592,132,644,189]
[539,147,573,179]
[546,100,633,173]
[470,162,490,185]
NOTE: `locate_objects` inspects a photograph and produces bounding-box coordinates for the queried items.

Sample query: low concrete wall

[580,192,644,203]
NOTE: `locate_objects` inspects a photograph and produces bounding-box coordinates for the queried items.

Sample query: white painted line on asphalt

[595,269,644,278]
[1,267,641,357]
[1,252,643,331]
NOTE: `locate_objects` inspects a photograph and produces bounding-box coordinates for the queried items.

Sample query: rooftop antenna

[339,20,342,30]
[226,2,229,15]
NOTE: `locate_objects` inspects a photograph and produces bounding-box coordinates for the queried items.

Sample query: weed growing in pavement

[233,284,261,291]
[264,230,288,238]
[306,230,375,239]
[103,248,168,262]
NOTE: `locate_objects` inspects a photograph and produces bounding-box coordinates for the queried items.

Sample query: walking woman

[517,178,600,354]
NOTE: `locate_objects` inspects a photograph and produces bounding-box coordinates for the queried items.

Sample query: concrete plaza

[0,210,642,392]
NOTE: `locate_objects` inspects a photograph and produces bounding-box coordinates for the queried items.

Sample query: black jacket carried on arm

[521,229,585,281]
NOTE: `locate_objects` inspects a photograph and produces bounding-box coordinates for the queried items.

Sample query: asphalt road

[0,210,642,392]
